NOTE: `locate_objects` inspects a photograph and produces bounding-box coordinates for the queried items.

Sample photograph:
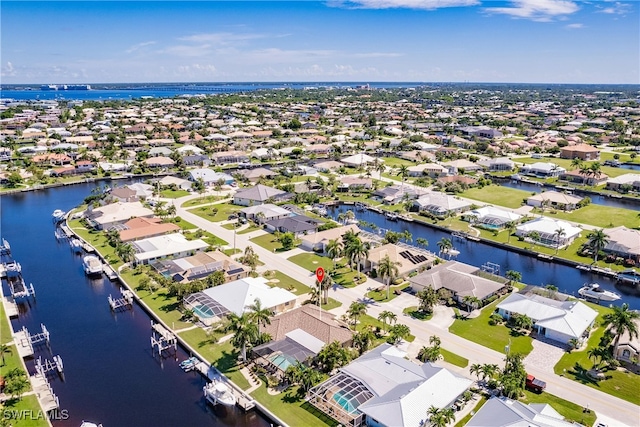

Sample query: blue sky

[1,1,638,84]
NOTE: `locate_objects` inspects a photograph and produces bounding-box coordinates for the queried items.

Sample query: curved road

[171,192,639,426]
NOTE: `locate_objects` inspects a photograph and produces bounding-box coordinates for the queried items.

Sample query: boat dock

[194,362,256,411]
[108,290,134,311]
[31,373,60,412]
[103,263,118,280]
[3,296,19,317]
[35,355,64,378]
[14,327,34,358]
[151,321,177,356]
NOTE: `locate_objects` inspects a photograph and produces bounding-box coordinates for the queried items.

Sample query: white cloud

[566,23,584,29]
[353,52,404,58]
[484,0,579,21]
[327,0,479,9]
[125,41,156,54]
[1,61,16,77]
[597,1,632,15]
[178,32,269,46]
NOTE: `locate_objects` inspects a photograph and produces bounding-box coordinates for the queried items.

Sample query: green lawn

[365,282,410,302]
[461,185,529,209]
[516,156,630,178]
[238,225,261,235]
[382,157,416,167]
[354,314,415,343]
[403,306,433,321]
[0,345,31,393]
[553,304,640,405]
[69,219,123,268]
[522,390,597,426]
[287,253,364,288]
[167,216,198,230]
[181,195,226,208]
[188,202,241,222]
[1,301,13,344]
[548,204,639,229]
[160,189,190,198]
[0,395,49,427]
[440,348,469,368]
[178,328,250,390]
[251,384,339,427]
[250,233,285,252]
[266,271,312,296]
[449,296,534,356]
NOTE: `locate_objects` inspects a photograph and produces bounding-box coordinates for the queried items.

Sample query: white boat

[80,421,102,427]
[70,238,83,253]
[83,255,103,276]
[578,283,621,302]
[52,209,66,222]
[203,380,236,407]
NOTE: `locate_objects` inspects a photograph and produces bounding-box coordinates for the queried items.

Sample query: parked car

[228,213,238,220]
[525,374,546,393]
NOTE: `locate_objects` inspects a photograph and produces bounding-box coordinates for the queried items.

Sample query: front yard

[461,185,529,209]
[188,202,241,222]
[287,253,366,288]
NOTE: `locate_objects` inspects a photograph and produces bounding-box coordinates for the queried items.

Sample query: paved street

[171,192,639,426]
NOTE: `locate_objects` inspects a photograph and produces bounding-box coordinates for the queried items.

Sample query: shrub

[370,268,378,279]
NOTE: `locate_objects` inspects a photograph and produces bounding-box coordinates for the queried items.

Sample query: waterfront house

[264,215,321,237]
[467,396,578,427]
[188,168,234,186]
[496,293,597,345]
[210,150,250,165]
[300,224,361,252]
[441,159,483,174]
[605,173,640,193]
[463,206,522,229]
[413,192,472,217]
[558,169,609,186]
[515,217,581,248]
[118,217,181,242]
[602,226,640,263]
[144,156,175,169]
[307,343,472,427]
[151,250,248,284]
[374,185,427,205]
[235,167,279,182]
[406,163,448,178]
[363,244,435,278]
[338,177,373,192]
[520,162,566,178]
[341,153,376,168]
[233,184,289,206]
[477,157,515,171]
[85,201,154,230]
[560,143,600,161]
[131,233,209,265]
[408,261,508,305]
[158,175,193,191]
[526,191,583,211]
[183,277,297,325]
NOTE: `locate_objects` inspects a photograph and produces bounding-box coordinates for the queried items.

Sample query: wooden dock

[151,321,177,356]
[102,263,118,280]
[195,362,255,411]
[3,296,19,318]
[14,327,34,358]
[31,373,60,412]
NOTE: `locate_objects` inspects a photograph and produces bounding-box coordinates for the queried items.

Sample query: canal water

[499,180,639,210]
[329,205,640,309]
[0,182,270,427]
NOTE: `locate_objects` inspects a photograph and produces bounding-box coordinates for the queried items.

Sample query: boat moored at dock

[52,209,66,223]
[578,283,621,302]
[204,380,237,407]
[82,255,103,276]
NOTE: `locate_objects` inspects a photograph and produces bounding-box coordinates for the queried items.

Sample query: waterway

[498,180,639,210]
[329,204,640,309]
[0,182,270,427]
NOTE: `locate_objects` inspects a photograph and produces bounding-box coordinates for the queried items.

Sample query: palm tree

[554,227,566,254]
[437,238,453,257]
[417,287,439,314]
[353,327,375,356]
[481,363,500,383]
[462,295,481,314]
[351,239,370,281]
[348,301,367,329]
[316,341,352,373]
[578,163,592,184]
[0,343,12,365]
[470,363,483,382]
[116,242,135,263]
[586,229,609,263]
[378,310,396,333]
[527,231,540,249]
[316,274,332,305]
[374,158,386,179]
[388,323,411,345]
[505,270,522,287]
[505,221,517,243]
[225,313,259,362]
[427,406,455,427]
[416,237,429,248]
[590,162,603,183]
[418,345,441,362]
[105,228,120,247]
[325,238,343,271]
[396,164,410,192]
[248,298,272,328]
[602,303,640,352]
[571,157,583,171]
[378,254,401,300]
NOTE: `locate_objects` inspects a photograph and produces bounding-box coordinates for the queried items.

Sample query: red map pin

[315,267,325,283]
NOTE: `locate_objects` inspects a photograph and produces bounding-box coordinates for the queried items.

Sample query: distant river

[0,182,270,427]
[329,205,640,309]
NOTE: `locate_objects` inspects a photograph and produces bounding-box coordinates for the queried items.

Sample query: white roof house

[497,293,597,344]
[413,192,472,216]
[521,162,566,178]
[126,182,154,199]
[603,226,640,261]
[176,144,204,154]
[308,344,472,427]
[86,201,154,229]
[526,191,583,211]
[240,203,291,223]
[201,276,297,316]
[467,396,577,427]
[188,168,234,185]
[466,206,522,228]
[341,153,376,167]
[132,233,209,264]
[515,217,582,248]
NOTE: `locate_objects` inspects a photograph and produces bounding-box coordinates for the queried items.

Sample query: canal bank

[0,181,273,427]
[65,216,287,427]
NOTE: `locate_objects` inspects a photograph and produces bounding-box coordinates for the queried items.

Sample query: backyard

[461,185,529,209]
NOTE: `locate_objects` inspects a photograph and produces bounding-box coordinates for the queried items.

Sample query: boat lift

[150,321,177,357]
[108,290,134,311]
[481,261,501,276]
[36,355,64,379]
[8,277,36,301]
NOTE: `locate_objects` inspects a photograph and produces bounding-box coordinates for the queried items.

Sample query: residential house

[188,168,234,186]
[363,244,435,278]
[118,217,181,242]
[407,163,448,178]
[240,204,291,223]
[307,344,472,427]
[300,224,360,252]
[614,319,640,368]
[467,397,579,427]
[515,217,582,248]
[233,184,289,206]
[210,150,250,165]
[526,191,583,211]
[158,175,193,191]
[413,192,472,217]
[374,185,427,205]
[408,261,508,305]
[520,162,566,178]
[341,153,376,167]
[152,250,248,284]
[463,206,522,229]
[496,293,597,345]
[144,156,175,169]
[559,170,608,186]
[606,174,640,192]
[560,143,600,161]
[603,226,640,263]
[441,159,483,174]
[131,233,209,265]
[85,201,154,229]
[264,215,321,237]
[338,177,373,192]
[235,167,279,182]
[477,157,515,171]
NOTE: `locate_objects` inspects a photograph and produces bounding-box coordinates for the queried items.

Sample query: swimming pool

[267,353,296,371]
[333,391,357,414]
[192,304,215,319]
